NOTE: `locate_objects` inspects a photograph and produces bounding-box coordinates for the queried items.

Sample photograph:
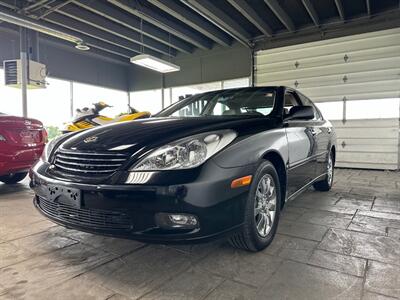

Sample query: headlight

[132,130,237,171]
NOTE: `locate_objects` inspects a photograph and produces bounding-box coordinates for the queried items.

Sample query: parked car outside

[0,113,47,184]
[30,86,336,251]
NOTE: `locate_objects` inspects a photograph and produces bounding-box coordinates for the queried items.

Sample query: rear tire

[229,160,281,252]
[313,151,334,191]
[0,172,28,184]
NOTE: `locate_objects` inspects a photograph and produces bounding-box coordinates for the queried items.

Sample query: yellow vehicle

[63,102,151,133]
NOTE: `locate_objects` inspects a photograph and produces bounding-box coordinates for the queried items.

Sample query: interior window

[298,93,322,120]
[162,88,276,118]
[284,92,301,116]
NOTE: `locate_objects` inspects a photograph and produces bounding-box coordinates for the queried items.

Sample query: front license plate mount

[47,185,82,208]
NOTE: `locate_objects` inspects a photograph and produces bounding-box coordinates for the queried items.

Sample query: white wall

[255,28,400,170]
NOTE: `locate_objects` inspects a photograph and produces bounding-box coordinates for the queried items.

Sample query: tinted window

[157,88,276,118]
[284,92,302,117]
[298,93,322,120]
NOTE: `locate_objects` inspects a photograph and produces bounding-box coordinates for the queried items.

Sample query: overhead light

[75,42,90,51]
[130,54,180,73]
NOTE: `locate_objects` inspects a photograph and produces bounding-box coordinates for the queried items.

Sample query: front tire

[229,161,281,252]
[313,151,334,191]
[0,172,28,184]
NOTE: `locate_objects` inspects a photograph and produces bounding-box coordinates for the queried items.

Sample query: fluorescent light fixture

[130,54,180,73]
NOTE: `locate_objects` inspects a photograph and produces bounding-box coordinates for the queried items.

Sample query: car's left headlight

[131,130,237,171]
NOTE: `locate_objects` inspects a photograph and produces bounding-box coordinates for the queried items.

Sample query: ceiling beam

[264,0,295,32]
[334,0,345,21]
[0,0,16,10]
[108,0,213,50]
[50,3,177,57]
[147,0,232,47]
[182,0,252,45]
[0,22,130,65]
[43,13,163,58]
[301,0,320,26]
[45,36,131,65]
[227,0,273,37]
[23,0,53,12]
[36,0,73,19]
[73,0,194,54]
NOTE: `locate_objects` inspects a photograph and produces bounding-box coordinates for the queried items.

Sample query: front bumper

[31,161,255,243]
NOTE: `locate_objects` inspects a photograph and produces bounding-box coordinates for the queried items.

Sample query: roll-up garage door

[255,28,400,170]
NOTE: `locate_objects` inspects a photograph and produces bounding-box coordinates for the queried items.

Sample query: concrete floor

[0,169,399,300]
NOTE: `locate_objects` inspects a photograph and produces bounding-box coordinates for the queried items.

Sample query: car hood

[60,116,278,156]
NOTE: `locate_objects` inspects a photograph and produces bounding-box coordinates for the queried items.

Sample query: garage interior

[0,0,399,299]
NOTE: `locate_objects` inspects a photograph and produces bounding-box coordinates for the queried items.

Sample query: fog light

[169,214,197,225]
[155,213,199,230]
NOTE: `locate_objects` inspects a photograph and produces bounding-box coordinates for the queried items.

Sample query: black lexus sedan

[31,86,336,252]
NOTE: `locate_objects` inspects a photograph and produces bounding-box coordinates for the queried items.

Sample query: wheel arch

[261,150,287,209]
[331,145,336,164]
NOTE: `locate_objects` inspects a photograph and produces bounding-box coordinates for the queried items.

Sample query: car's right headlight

[131,130,237,171]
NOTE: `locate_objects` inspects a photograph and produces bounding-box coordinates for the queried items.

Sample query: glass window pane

[27,77,71,127]
[0,69,22,116]
[130,89,162,114]
[223,77,250,89]
[73,82,128,118]
[160,88,275,117]
[346,98,400,119]
[171,81,222,103]
[315,101,343,120]
[163,88,172,108]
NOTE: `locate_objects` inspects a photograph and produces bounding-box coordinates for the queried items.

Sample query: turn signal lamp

[231,175,252,188]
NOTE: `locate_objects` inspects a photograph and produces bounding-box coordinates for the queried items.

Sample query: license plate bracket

[46,185,81,208]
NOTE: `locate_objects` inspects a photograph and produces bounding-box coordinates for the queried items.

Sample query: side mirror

[285,106,314,121]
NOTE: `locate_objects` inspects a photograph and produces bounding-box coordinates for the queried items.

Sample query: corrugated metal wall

[255,28,400,170]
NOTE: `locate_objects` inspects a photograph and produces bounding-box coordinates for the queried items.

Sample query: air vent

[4,60,18,85]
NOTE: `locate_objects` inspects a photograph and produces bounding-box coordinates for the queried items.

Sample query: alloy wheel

[254,174,277,237]
[327,155,333,186]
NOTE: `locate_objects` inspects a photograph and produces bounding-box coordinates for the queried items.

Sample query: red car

[0,113,47,184]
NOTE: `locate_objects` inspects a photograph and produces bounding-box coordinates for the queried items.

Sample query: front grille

[53,150,128,176]
[37,196,133,230]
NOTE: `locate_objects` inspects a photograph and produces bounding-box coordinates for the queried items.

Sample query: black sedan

[31,86,336,252]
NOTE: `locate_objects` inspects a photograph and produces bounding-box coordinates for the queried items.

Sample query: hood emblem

[83,136,98,143]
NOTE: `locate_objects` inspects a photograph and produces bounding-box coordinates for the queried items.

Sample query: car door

[297,92,331,177]
[284,90,318,197]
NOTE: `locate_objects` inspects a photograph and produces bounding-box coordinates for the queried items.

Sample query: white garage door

[255,28,400,170]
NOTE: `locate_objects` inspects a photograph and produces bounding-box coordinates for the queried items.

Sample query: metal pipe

[23,0,51,12]
[69,81,74,118]
[250,46,255,87]
[0,6,83,44]
[36,0,74,20]
[20,27,28,118]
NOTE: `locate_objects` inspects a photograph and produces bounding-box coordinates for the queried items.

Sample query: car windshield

[156,87,276,118]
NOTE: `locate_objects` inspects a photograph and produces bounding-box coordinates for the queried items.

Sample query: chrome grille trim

[56,154,126,162]
[53,149,129,176]
[55,158,122,168]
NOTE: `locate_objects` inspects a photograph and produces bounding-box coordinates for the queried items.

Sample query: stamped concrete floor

[0,169,399,300]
